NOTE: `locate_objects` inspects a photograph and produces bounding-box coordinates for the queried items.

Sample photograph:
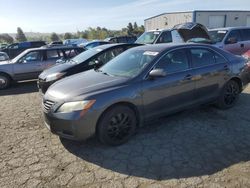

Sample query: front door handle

[240,43,245,48]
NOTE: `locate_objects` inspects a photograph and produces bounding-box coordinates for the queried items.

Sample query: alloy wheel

[224,82,239,106]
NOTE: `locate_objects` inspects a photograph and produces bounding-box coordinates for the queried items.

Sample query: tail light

[246,61,250,71]
[246,61,250,68]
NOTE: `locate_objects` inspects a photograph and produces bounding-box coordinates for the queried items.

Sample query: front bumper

[43,109,98,141]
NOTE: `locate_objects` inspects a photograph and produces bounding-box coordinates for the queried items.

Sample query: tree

[64,32,72,40]
[16,27,27,42]
[50,32,60,42]
[133,22,138,31]
[0,34,14,43]
[127,23,134,35]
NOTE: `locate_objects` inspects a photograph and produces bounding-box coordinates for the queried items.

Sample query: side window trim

[144,47,193,80]
[188,47,227,69]
[240,29,250,41]
[20,50,42,63]
[225,29,242,43]
[153,48,191,75]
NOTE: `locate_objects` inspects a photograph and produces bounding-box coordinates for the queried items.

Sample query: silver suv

[0,45,84,89]
[209,27,250,55]
[135,22,212,45]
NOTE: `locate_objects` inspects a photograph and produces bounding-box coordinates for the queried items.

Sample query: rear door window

[46,50,61,60]
[127,36,136,43]
[117,37,127,43]
[156,31,172,43]
[190,48,216,68]
[63,49,78,58]
[88,47,124,66]
[31,42,45,47]
[240,29,250,41]
[214,53,227,64]
[155,49,189,73]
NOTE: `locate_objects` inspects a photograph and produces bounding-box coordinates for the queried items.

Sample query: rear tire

[216,80,240,109]
[97,105,137,146]
[0,74,11,89]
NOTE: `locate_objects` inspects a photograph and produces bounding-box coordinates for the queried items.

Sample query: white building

[145,10,250,31]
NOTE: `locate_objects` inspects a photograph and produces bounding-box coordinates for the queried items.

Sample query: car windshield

[135,31,160,44]
[98,49,158,78]
[69,47,103,64]
[209,30,228,43]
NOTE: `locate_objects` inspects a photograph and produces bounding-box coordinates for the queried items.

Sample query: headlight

[46,72,65,82]
[57,100,96,113]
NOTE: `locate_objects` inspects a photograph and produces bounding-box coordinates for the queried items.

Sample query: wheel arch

[95,101,141,135]
[230,77,243,92]
[0,71,13,81]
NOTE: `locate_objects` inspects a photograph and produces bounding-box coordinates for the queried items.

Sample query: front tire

[97,105,137,146]
[217,80,240,109]
[0,74,11,89]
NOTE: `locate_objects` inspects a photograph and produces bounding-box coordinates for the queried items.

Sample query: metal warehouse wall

[195,11,250,29]
[145,11,250,31]
[145,12,193,31]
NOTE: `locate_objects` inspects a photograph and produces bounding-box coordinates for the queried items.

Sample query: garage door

[208,15,225,28]
[247,16,250,26]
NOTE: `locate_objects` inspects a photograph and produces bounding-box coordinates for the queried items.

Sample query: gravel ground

[0,81,250,188]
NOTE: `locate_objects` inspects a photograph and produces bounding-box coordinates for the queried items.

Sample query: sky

[0,0,250,33]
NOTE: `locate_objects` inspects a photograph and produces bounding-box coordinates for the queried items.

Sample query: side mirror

[18,59,26,64]
[149,69,166,78]
[94,60,103,68]
[225,37,237,44]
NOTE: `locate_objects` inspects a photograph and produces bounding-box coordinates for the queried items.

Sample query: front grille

[43,100,55,113]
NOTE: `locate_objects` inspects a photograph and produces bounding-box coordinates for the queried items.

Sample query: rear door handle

[240,43,245,48]
[184,74,192,80]
[224,65,230,71]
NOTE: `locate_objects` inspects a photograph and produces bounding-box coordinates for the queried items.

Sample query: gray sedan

[43,44,250,146]
[0,46,84,89]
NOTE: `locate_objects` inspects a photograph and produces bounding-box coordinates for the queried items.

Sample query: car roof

[24,45,83,53]
[145,29,171,32]
[209,26,250,31]
[91,43,138,50]
[85,40,108,44]
[130,43,216,52]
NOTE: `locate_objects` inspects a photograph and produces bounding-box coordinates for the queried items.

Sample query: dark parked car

[0,43,8,50]
[209,27,250,55]
[136,22,212,45]
[0,52,9,62]
[81,40,110,49]
[42,43,250,146]
[0,45,84,89]
[105,36,137,44]
[1,41,46,59]
[38,43,141,94]
[49,41,63,45]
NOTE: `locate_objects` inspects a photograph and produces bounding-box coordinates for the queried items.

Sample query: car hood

[46,70,129,100]
[0,60,11,65]
[39,63,74,79]
[173,22,211,42]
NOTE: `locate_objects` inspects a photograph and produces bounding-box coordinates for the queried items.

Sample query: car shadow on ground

[61,94,250,180]
[0,81,38,96]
